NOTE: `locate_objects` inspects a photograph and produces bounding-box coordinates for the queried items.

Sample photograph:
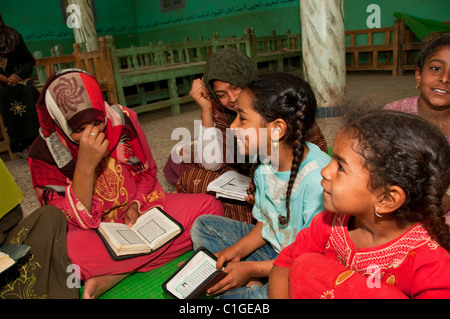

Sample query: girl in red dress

[269,110,450,299]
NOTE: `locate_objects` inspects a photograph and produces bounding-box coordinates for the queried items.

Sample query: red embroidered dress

[275,211,450,299]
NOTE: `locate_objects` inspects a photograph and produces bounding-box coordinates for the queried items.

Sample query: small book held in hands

[162,247,226,299]
[97,207,183,261]
[207,170,251,201]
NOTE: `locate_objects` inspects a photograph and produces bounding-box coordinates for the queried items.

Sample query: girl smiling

[190,73,330,298]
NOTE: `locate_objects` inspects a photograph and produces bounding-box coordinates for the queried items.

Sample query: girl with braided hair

[270,110,450,299]
[164,48,328,224]
[190,73,331,298]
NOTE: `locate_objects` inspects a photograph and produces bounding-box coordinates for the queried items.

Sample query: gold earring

[415,84,420,89]
[271,127,280,152]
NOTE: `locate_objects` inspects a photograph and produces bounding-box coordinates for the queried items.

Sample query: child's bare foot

[82,273,131,299]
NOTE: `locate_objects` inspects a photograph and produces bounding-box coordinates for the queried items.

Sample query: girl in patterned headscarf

[28,69,224,298]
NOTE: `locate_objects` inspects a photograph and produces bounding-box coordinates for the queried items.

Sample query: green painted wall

[1,0,448,56]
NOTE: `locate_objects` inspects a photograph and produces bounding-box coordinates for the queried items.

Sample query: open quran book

[163,248,226,299]
[97,207,183,261]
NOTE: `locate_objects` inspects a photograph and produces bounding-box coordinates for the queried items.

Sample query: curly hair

[341,110,450,251]
[245,73,317,225]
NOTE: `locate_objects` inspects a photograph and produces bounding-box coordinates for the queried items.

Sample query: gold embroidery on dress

[0,253,46,299]
[146,190,165,202]
[9,226,28,244]
[94,157,128,205]
[320,290,335,299]
[0,229,47,299]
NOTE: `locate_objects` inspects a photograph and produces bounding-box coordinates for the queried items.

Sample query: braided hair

[245,73,317,225]
[341,110,450,251]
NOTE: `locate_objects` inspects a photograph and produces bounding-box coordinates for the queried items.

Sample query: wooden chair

[345,19,399,76]
[34,36,118,104]
[74,36,118,104]
[398,19,450,75]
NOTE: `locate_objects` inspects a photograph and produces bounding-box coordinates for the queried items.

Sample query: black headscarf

[0,13,20,57]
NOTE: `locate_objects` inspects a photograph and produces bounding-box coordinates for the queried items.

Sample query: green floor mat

[80,250,193,299]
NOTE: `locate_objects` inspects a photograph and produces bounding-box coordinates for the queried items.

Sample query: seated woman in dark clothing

[0,13,39,154]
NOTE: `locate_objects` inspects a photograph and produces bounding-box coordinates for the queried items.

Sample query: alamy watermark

[366,264,382,289]
[66,4,82,29]
[366,4,381,29]
[66,263,82,288]
[170,121,280,172]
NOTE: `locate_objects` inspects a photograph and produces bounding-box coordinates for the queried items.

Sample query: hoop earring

[375,207,382,218]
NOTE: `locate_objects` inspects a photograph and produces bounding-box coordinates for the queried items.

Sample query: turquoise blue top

[252,142,331,253]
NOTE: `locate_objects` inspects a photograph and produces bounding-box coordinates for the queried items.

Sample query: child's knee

[190,214,222,250]
[191,215,213,239]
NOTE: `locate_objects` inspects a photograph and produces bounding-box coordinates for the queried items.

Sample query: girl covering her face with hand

[28,69,224,299]
[269,110,450,299]
[190,72,331,299]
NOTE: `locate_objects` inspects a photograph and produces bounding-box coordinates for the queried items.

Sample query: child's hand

[190,78,212,112]
[6,74,20,86]
[124,204,139,227]
[206,261,255,296]
[77,124,109,171]
[245,186,255,205]
[215,246,242,270]
[245,194,255,205]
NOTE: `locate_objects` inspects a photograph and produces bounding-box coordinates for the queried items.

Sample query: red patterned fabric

[275,211,450,299]
[289,253,407,299]
[29,69,149,204]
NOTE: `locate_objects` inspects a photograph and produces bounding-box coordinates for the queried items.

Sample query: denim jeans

[191,215,278,299]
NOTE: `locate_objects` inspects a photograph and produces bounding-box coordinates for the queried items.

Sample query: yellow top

[0,159,24,220]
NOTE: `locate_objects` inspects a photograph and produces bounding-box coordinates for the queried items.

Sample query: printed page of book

[132,207,181,250]
[165,249,218,299]
[0,251,15,273]
[98,222,150,255]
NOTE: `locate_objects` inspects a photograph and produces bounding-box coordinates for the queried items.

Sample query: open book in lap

[97,207,184,261]
[162,247,226,299]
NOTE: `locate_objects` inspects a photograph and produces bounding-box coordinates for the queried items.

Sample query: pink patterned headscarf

[30,69,148,176]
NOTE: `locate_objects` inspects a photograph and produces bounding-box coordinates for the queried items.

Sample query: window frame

[160,0,185,13]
